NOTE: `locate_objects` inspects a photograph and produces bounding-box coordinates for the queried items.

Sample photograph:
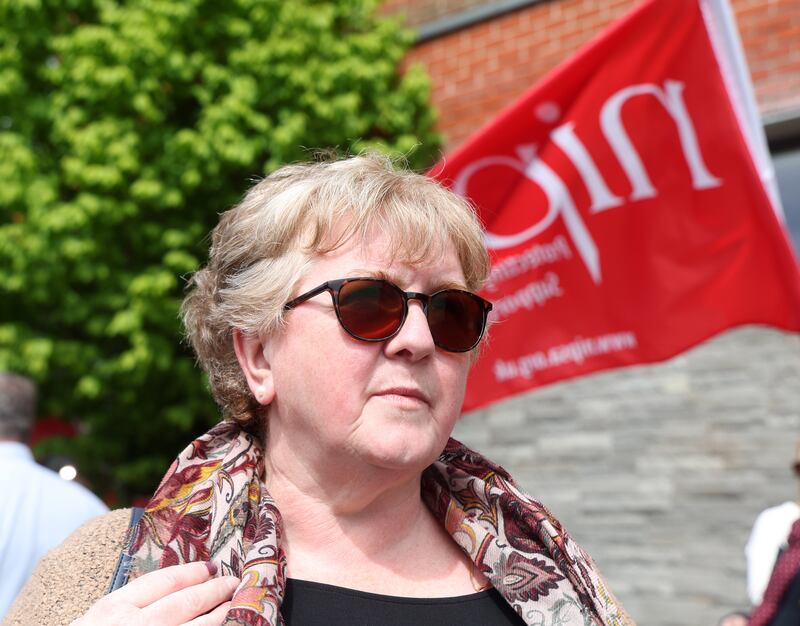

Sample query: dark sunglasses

[284,277,492,353]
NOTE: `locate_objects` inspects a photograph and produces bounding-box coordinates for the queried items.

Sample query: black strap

[107,506,145,594]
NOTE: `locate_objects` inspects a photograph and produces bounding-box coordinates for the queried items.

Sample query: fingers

[72,563,239,626]
[115,561,218,608]
[141,575,240,624]
[183,601,232,626]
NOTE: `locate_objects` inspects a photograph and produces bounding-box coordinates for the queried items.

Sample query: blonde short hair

[182,154,490,429]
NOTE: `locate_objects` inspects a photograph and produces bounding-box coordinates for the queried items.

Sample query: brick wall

[388,0,800,149]
[736,0,800,117]
[382,1,800,624]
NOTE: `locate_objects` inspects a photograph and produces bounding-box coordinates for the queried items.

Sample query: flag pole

[699,0,784,219]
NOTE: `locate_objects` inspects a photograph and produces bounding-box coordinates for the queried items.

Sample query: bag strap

[107,506,145,594]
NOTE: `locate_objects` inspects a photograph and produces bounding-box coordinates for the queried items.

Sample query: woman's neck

[265,452,429,555]
[262,448,480,596]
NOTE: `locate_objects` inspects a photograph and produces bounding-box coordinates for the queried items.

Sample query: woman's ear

[232,328,275,405]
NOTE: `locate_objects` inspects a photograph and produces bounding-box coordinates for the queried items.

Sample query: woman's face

[261,231,472,476]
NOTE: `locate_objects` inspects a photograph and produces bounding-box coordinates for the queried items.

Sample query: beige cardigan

[3,508,131,626]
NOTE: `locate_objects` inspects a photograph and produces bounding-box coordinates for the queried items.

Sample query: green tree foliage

[0,0,440,501]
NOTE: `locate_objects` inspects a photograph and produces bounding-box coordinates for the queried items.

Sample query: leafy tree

[0,0,440,502]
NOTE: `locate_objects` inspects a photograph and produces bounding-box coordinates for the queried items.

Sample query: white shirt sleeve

[745,502,800,606]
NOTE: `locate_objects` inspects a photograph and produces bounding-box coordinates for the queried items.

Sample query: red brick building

[384,0,800,246]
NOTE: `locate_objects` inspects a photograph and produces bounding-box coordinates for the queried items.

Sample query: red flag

[431,0,800,412]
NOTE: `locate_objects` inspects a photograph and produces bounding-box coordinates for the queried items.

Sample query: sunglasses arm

[283,282,334,311]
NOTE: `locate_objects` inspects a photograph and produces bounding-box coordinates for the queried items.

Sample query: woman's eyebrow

[348,269,468,292]
[347,269,403,285]
[347,268,387,280]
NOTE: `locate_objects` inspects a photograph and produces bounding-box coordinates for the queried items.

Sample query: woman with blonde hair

[6,154,631,626]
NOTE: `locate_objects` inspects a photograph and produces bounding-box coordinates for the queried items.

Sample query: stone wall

[453,326,800,624]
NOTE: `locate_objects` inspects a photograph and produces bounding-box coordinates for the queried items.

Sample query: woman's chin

[356,427,445,473]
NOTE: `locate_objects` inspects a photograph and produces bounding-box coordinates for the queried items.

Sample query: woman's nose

[384,301,435,360]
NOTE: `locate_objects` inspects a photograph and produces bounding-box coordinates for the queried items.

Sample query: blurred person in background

[6,155,631,626]
[742,442,800,626]
[0,372,107,619]
[746,441,800,608]
[714,443,800,626]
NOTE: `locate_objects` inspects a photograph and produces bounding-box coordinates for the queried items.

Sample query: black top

[771,564,800,626]
[281,578,526,626]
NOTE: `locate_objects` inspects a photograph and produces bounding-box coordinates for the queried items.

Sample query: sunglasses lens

[337,279,405,340]
[428,291,486,352]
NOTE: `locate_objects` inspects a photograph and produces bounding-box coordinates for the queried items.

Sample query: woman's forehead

[318,221,457,262]
[305,234,466,288]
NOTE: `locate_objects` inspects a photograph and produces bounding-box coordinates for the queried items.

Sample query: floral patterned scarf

[128,421,633,626]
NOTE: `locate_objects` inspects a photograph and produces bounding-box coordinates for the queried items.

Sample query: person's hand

[71,561,239,626]
[717,614,749,626]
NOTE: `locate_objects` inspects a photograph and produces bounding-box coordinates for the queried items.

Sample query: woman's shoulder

[3,507,133,626]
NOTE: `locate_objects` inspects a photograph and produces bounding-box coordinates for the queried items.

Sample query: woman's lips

[374,387,430,406]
